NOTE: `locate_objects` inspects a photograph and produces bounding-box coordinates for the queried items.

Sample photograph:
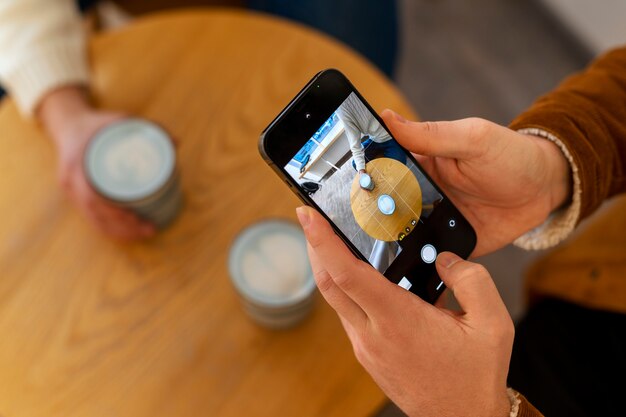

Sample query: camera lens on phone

[448,219,457,229]
[305,112,312,120]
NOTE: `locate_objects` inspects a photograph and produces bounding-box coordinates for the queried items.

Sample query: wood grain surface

[350,158,422,242]
[0,9,417,417]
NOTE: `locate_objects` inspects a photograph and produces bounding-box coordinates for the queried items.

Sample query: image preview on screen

[284,92,443,273]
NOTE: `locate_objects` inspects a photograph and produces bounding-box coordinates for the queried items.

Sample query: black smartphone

[259,69,476,304]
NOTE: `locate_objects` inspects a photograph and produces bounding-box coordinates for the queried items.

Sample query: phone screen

[283,92,446,274]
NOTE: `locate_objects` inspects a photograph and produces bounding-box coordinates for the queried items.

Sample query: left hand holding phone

[296,205,513,417]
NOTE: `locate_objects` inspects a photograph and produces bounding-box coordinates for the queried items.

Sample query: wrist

[530,134,572,212]
[36,86,93,146]
[473,388,512,417]
[493,389,514,417]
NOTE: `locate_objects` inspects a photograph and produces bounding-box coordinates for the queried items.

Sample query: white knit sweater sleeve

[337,103,366,171]
[0,0,89,116]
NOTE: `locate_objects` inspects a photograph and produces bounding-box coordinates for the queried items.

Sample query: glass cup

[84,118,182,229]
[228,219,316,329]
[378,194,396,215]
[359,172,375,191]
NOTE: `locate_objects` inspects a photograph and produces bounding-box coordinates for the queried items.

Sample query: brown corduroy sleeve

[516,393,544,417]
[510,47,626,223]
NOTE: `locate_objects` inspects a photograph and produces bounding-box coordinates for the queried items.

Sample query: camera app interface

[284,92,443,273]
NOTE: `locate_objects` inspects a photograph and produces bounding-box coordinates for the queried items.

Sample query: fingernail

[296,206,310,227]
[389,109,406,124]
[437,251,461,268]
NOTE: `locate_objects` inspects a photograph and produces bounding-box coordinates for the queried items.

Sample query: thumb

[381,109,482,159]
[435,252,509,323]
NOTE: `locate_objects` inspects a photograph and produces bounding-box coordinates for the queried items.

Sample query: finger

[431,291,465,318]
[338,315,357,343]
[411,153,432,169]
[93,212,154,241]
[307,242,367,329]
[101,211,156,240]
[434,290,448,309]
[78,177,156,239]
[435,252,509,323]
[297,206,398,316]
[381,109,484,159]
[94,202,147,227]
[88,200,156,239]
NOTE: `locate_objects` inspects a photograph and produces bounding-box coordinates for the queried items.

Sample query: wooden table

[350,158,422,242]
[0,10,417,417]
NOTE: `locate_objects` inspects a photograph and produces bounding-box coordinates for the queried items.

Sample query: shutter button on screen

[421,244,437,264]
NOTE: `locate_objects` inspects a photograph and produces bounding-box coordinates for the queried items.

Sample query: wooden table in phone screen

[0,9,418,417]
[351,157,423,242]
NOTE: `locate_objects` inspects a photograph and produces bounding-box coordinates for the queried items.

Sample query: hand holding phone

[380,111,572,256]
[259,69,476,304]
[297,206,514,417]
[257,68,564,417]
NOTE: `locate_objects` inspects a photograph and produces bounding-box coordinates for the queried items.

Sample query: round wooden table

[0,10,417,417]
[350,158,422,242]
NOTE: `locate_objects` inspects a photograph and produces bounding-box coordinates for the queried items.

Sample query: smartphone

[259,69,476,304]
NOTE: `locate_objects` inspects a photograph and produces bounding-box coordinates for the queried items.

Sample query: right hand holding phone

[382,110,571,257]
[297,206,513,417]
